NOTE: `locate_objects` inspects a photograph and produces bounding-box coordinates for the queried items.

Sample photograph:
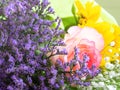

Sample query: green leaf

[62,16,76,31]
[71,4,78,24]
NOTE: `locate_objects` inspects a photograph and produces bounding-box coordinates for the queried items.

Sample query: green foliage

[62,16,76,32]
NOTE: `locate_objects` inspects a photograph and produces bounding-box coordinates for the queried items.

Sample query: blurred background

[97,0,120,25]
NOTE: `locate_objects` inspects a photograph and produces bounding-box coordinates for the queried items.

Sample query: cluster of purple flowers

[0,0,100,90]
[55,47,101,89]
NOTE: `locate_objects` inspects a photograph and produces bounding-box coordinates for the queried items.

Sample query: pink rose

[51,26,104,70]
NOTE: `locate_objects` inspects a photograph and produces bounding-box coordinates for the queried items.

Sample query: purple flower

[0,0,66,89]
[0,0,100,89]
[54,83,60,89]
[0,57,4,65]
[7,86,14,90]
[51,66,58,76]
[49,77,56,85]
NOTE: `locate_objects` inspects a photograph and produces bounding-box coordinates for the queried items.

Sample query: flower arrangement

[0,0,120,90]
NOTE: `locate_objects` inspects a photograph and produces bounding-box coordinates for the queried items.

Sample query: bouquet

[0,0,120,90]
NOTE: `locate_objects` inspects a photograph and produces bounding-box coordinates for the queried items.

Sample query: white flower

[110,41,115,46]
[103,71,109,75]
[104,57,110,61]
[107,85,116,90]
[105,62,115,70]
[91,82,99,87]
[98,82,105,87]
[97,74,103,78]
[109,71,116,78]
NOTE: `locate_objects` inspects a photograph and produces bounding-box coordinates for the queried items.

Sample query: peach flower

[51,26,104,70]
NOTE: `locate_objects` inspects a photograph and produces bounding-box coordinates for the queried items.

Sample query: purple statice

[0,0,65,90]
[55,47,101,88]
[0,0,100,90]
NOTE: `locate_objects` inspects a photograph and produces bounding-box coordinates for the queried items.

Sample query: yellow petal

[85,2,101,22]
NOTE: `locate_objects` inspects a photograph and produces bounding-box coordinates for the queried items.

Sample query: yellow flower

[100,25,120,67]
[75,0,101,26]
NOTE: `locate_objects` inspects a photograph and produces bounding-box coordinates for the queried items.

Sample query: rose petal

[78,27,104,51]
[66,26,104,51]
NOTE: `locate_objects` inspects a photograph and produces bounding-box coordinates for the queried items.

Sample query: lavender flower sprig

[55,47,100,89]
[0,0,100,90]
[0,0,65,89]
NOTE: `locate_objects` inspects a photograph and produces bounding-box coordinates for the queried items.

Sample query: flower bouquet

[0,0,120,90]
